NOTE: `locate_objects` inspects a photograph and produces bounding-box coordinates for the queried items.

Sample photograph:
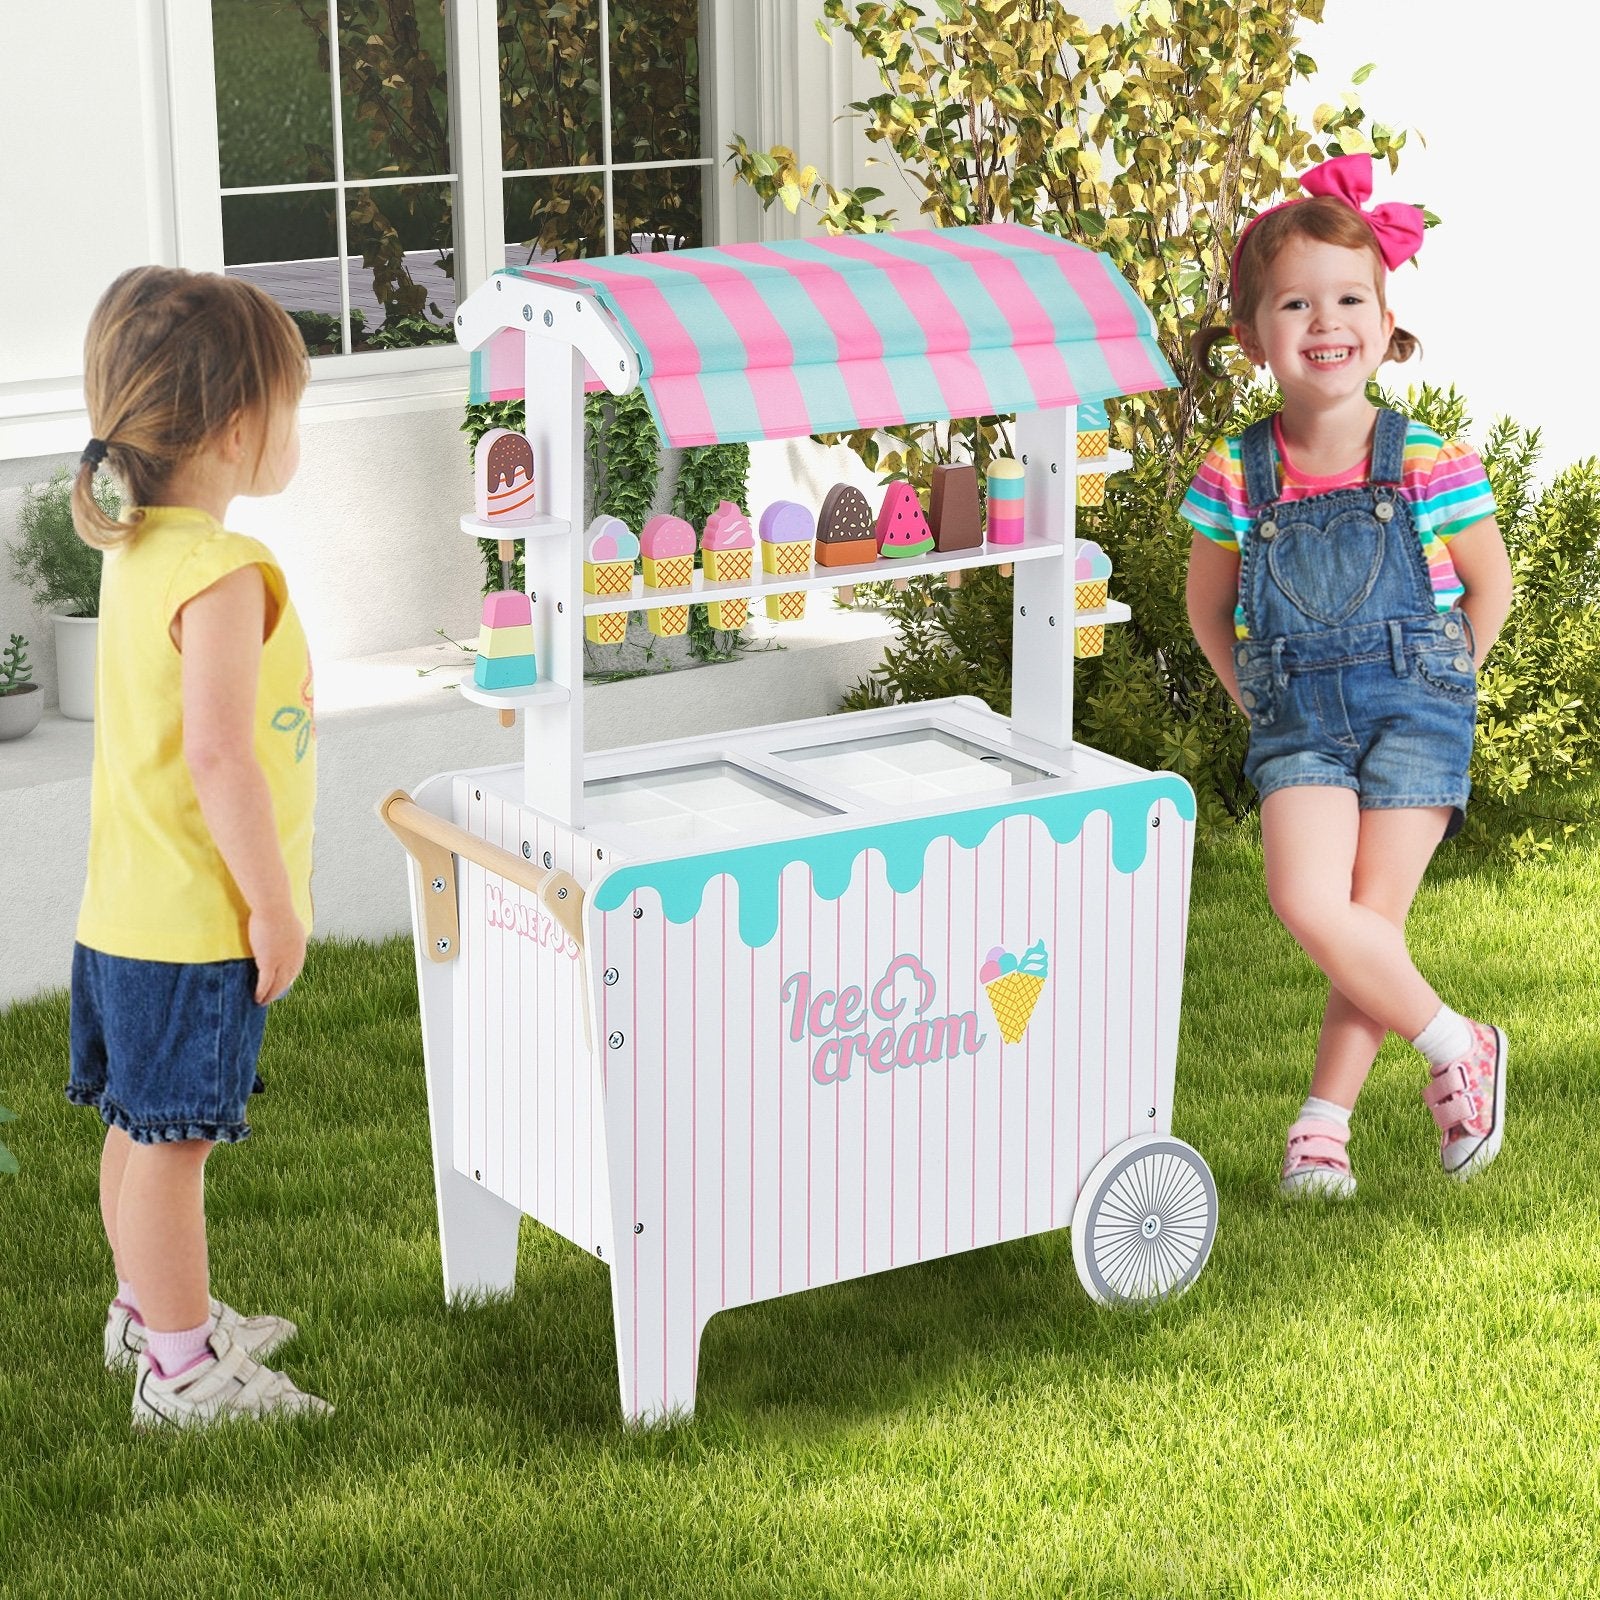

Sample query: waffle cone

[985,972,1045,1044]
[765,590,807,622]
[1075,578,1108,610]
[762,541,811,577]
[584,560,634,597]
[1074,624,1104,659]
[1076,472,1107,507]
[1077,428,1109,458]
[643,554,693,589]
[703,547,752,584]
[586,611,628,645]
[648,604,689,637]
[708,598,749,630]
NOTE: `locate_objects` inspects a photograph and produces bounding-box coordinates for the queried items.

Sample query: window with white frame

[212,1,712,361]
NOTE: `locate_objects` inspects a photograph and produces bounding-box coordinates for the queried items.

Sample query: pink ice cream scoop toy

[701,500,754,551]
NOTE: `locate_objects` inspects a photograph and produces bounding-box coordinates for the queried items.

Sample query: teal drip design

[592,774,1195,950]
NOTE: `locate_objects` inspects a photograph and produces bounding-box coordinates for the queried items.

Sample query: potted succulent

[0,632,42,740]
[7,467,115,721]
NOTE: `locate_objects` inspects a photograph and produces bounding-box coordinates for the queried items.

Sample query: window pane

[346,182,457,349]
[500,0,604,173]
[504,173,608,265]
[222,191,342,356]
[212,0,334,187]
[613,165,703,255]
[335,1,453,182]
[610,0,703,166]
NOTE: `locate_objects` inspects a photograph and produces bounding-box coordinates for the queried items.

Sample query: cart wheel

[1071,1135,1217,1306]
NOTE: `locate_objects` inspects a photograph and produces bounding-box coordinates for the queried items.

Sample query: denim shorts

[67,944,268,1144]
[1235,613,1477,832]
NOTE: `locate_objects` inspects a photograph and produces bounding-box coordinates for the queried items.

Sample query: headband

[1231,153,1426,285]
[80,438,109,471]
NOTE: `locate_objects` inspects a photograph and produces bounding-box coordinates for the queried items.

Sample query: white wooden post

[523,343,587,825]
[1010,406,1078,753]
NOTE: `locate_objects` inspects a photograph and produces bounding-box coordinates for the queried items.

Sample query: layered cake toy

[759,501,813,621]
[474,590,537,691]
[814,483,876,568]
[640,513,697,638]
[985,457,1026,547]
[979,939,1049,1045]
[583,515,639,646]
[1074,539,1112,611]
[929,463,982,553]
[875,481,934,559]
[1076,400,1109,459]
[474,428,538,523]
[700,500,754,631]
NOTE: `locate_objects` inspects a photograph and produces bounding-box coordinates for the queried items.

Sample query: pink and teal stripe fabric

[469,224,1175,448]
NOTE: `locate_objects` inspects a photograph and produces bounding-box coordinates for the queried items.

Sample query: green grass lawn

[3,824,1598,1597]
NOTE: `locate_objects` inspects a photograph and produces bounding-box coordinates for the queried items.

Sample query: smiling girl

[1183,155,1514,1200]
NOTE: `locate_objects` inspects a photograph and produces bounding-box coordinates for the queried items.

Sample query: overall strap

[1369,408,1408,486]
[1239,417,1278,509]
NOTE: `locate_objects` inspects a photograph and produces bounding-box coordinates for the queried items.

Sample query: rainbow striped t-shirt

[1181,415,1496,638]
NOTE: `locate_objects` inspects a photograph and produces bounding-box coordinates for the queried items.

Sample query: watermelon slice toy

[874,482,934,559]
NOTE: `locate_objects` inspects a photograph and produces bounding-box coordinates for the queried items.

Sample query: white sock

[1298,1095,1352,1128]
[1411,1004,1472,1069]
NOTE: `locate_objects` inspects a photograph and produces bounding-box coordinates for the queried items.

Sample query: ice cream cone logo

[980,939,1048,1044]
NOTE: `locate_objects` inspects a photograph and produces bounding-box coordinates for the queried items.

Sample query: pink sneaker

[1280,1117,1355,1200]
[1422,1021,1506,1180]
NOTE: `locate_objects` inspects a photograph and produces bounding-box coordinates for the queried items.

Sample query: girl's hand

[250,903,307,1004]
[1185,533,1247,710]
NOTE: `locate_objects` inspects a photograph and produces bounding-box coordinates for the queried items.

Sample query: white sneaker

[106,1296,297,1374]
[131,1327,332,1430]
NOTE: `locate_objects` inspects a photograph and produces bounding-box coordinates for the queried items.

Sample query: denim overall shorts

[1233,408,1477,833]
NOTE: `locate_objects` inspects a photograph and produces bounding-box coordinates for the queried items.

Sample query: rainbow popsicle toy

[986,457,1026,547]
[474,590,538,690]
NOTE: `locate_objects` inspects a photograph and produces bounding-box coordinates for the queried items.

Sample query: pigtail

[1189,325,1236,382]
[1386,325,1421,364]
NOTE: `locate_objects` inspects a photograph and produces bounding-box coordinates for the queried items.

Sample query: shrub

[9,467,118,619]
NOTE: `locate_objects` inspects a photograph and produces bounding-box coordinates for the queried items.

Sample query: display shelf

[1074,449,1131,475]
[455,675,571,711]
[460,512,571,540]
[580,530,1072,617]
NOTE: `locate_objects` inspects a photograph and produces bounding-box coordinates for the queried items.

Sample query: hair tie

[81,438,109,471]
[1231,152,1426,286]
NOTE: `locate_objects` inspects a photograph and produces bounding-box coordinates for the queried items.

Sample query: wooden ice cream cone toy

[639,514,697,638]
[700,501,755,630]
[583,515,639,647]
[760,501,814,622]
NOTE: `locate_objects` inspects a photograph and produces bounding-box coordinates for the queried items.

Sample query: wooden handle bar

[377,790,585,957]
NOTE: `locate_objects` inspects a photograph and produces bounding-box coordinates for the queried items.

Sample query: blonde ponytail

[72,267,307,553]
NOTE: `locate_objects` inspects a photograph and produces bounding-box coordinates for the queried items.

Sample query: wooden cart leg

[608,1249,706,1426]
[405,776,521,1302]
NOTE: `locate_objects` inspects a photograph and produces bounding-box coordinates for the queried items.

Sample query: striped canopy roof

[468,223,1175,449]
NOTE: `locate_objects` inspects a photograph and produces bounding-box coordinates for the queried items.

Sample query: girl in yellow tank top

[67,267,331,1427]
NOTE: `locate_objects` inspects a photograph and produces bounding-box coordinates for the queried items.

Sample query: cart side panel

[453,780,612,1255]
[593,779,1194,1422]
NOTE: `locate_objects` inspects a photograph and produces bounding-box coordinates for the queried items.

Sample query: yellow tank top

[76,507,316,961]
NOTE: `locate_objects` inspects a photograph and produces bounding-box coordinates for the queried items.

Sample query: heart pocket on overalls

[1265,508,1387,627]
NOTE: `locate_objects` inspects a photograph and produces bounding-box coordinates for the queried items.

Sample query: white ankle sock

[1412,1004,1472,1069]
[1298,1095,1352,1128]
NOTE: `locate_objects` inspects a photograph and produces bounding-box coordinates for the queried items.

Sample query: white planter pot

[53,613,98,721]
[0,683,43,740]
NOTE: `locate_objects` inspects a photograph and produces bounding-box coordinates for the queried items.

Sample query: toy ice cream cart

[380,225,1217,1424]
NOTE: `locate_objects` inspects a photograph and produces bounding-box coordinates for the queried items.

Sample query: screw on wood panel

[633,1223,644,1234]
[575,299,583,312]
[1048,616,1056,627]
[604,968,620,985]
[456,314,464,325]
[1050,462,1058,474]
[608,1031,625,1048]
[474,1169,482,1180]
[595,849,604,860]
[495,279,502,291]
[543,309,554,327]
[474,789,481,801]
[556,887,568,900]
[557,601,565,613]
[1021,453,1029,464]
[523,841,533,859]
[1019,606,1027,617]
[1152,816,1161,827]
[633,907,644,919]
[1148,1108,1157,1118]
[521,306,531,321]
[543,850,553,868]
[435,938,451,953]
[596,1246,604,1257]
[430,877,445,893]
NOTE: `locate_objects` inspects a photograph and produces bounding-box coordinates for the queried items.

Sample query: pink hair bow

[1232,153,1426,281]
